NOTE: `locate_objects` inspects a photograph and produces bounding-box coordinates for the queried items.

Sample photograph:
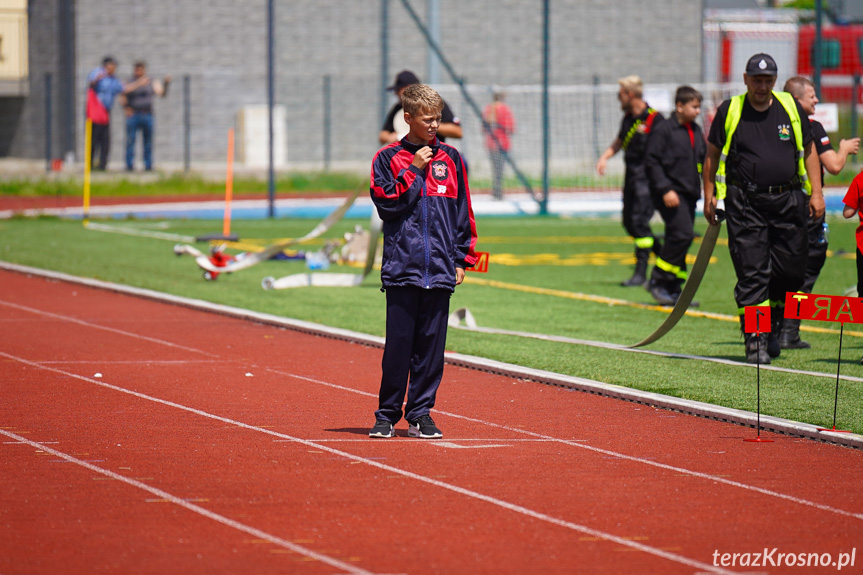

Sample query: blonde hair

[402,83,444,117]
[618,75,643,99]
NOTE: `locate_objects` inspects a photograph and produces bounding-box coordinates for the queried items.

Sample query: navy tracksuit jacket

[369,136,478,424]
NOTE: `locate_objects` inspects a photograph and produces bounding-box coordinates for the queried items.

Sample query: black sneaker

[369,419,394,438]
[407,415,442,439]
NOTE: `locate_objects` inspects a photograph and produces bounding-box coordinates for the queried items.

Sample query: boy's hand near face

[412,146,433,170]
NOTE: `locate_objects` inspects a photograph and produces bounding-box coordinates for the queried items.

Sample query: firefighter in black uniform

[780,76,860,349]
[596,75,664,287]
[644,86,707,306]
[703,54,824,364]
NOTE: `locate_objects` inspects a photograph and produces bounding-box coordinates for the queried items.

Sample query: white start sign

[811,103,839,132]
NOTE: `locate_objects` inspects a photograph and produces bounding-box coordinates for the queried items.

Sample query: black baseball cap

[102,56,117,66]
[745,53,778,76]
[388,70,420,91]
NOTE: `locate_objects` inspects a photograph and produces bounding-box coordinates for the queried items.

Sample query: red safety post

[744,305,774,443]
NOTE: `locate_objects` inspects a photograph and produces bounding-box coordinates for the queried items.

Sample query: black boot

[622,248,649,287]
[767,310,783,358]
[647,276,676,305]
[740,316,771,364]
[779,318,810,349]
[745,332,771,364]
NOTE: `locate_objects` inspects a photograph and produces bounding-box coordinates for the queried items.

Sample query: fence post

[183,74,191,173]
[853,74,860,164]
[540,0,550,215]
[323,74,331,171]
[592,75,600,161]
[45,73,52,173]
[380,0,389,126]
[267,0,276,219]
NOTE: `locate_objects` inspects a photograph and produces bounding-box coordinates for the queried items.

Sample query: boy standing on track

[368,83,478,439]
[644,86,706,306]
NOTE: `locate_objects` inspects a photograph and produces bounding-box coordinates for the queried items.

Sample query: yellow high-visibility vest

[714,91,811,200]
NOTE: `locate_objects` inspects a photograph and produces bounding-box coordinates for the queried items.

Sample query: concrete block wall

[8,0,703,171]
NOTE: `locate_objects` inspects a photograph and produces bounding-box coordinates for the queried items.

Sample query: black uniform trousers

[376,286,451,425]
[800,213,827,293]
[857,248,863,293]
[725,183,809,310]
[651,193,696,285]
[622,165,656,243]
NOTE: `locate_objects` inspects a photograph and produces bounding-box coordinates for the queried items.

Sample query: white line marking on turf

[453,323,863,383]
[0,428,376,575]
[84,221,197,243]
[264,368,863,522]
[0,300,218,357]
[2,352,736,574]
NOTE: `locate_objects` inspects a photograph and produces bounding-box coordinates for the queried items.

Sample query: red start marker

[783,292,854,434]
[744,305,770,334]
[466,252,490,273]
[784,292,863,324]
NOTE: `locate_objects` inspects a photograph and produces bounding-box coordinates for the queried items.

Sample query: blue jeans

[125,112,153,170]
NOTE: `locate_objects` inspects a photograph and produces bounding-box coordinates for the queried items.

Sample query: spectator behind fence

[482,89,515,200]
[379,70,462,145]
[86,56,125,170]
[122,61,171,172]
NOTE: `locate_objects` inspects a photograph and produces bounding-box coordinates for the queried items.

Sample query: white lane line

[295,438,572,443]
[0,300,218,357]
[432,441,509,449]
[266,368,863,522]
[0,429,376,575]
[0,352,754,574]
[25,360,226,365]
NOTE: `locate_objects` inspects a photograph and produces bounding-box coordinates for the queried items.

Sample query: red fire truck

[797,23,863,102]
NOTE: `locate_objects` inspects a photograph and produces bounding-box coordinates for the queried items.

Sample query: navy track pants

[375,286,451,424]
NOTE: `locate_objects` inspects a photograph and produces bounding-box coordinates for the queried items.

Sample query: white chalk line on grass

[0,428,378,575]
[452,322,863,384]
[2,352,736,575]
[84,221,197,243]
[266,367,863,522]
[0,299,219,358]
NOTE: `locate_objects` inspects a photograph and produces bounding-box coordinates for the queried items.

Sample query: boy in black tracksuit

[368,83,478,440]
[644,86,707,305]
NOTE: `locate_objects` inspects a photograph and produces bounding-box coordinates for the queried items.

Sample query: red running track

[1,268,861,575]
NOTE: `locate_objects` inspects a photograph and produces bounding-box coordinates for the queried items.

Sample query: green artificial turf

[1,213,861,433]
